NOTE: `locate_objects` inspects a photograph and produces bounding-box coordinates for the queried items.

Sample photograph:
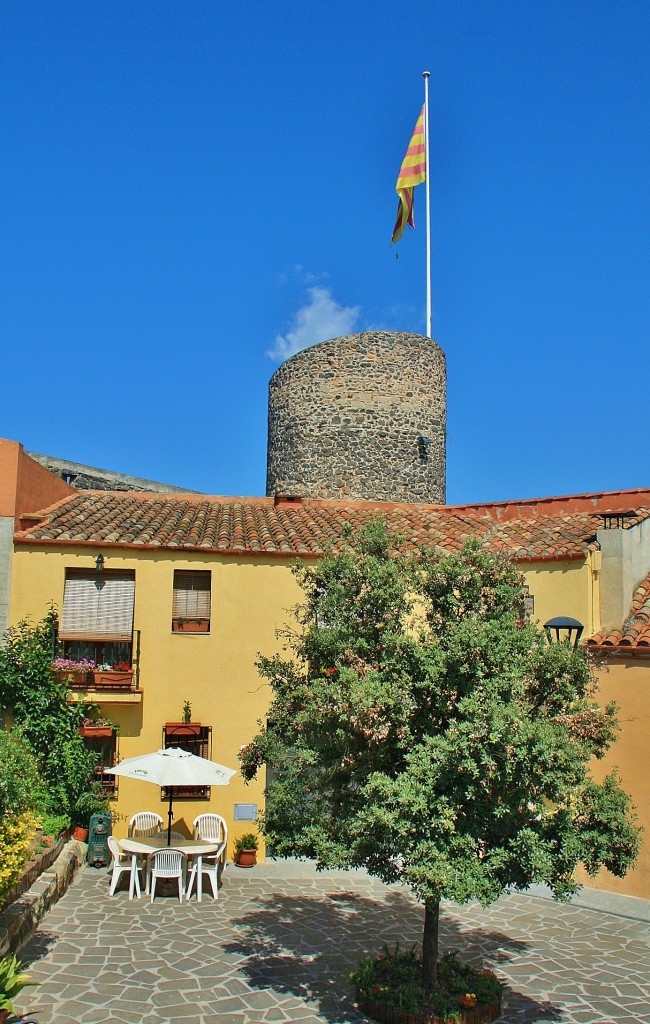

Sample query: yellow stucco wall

[9,543,647,896]
[9,545,305,857]
[521,556,597,636]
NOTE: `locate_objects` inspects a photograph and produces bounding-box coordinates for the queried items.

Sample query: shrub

[0,728,45,817]
[38,812,70,838]
[350,945,502,1021]
[0,954,38,1016]
[0,812,39,905]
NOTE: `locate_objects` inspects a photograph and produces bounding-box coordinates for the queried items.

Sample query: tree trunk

[421,898,440,993]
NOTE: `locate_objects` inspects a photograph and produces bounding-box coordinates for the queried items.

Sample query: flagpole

[423,71,432,339]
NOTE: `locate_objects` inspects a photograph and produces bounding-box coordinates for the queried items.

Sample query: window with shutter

[172,570,211,632]
[60,570,135,666]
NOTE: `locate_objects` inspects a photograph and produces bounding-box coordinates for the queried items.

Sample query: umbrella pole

[167,786,174,845]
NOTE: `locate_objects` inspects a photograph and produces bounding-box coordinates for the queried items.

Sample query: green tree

[0,609,97,818]
[241,521,641,994]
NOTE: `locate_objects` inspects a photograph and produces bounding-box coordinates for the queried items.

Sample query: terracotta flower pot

[235,849,257,868]
[79,725,113,737]
[165,722,202,736]
[56,668,91,686]
[73,826,89,842]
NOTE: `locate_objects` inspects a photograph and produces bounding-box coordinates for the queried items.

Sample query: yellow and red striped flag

[391,106,426,244]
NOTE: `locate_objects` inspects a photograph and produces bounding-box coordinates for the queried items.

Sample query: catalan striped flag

[391,106,426,244]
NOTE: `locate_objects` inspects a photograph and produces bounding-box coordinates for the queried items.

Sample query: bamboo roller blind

[172,570,211,619]
[59,571,135,641]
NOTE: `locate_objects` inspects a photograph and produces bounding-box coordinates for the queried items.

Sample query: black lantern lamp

[95,553,105,574]
[543,616,584,648]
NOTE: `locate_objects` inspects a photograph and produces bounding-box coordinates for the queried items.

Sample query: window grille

[162,724,212,799]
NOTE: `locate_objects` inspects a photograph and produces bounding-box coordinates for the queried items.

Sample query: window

[80,731,118,794]
[60,570,135,666]
[172,570,211,633]
[517,585,535,623]
[162,724,212,799]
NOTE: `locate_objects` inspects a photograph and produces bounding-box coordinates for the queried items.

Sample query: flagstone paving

[15,861,650,1024]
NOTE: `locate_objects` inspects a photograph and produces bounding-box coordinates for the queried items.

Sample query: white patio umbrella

[105,747,237,844]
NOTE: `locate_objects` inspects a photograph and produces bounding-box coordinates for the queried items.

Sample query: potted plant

[172,617,210,633]
[165,700,201,736]
[0,954,38,1024]
[233,832,258,867]
[71,784,110,842]
[52,657,95,686]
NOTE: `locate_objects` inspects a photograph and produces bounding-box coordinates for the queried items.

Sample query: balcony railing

[55,631,141,692]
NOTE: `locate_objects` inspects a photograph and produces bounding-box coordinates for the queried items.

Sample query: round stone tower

[266,330,446,504]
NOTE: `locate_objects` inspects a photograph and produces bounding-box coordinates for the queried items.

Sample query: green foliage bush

[38,812,71,838]
[0,609,98,821]
[350,945,502,1020]
[0,728,46,817]
[0,954,38,1016]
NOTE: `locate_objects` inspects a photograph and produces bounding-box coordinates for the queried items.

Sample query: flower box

[172,618,210,633]
[79,724,113,737]
[165,722,202,736]
[93,669,134,687]
[55,668,93,687]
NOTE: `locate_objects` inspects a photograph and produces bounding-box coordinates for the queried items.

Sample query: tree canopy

[241,520,640,990]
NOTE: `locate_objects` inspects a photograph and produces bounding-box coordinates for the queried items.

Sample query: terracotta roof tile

[588,572,650,650]
[15,491,650,563]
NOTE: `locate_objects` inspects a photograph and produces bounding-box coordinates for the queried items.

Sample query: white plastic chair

[149,848,187,903]
[187,814,228,899]
[128,812,163,837]
[108,836,142,898]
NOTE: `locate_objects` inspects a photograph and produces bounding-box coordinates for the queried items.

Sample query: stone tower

[266,330,446,504]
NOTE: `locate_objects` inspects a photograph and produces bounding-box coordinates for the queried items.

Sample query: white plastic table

[119,835,220,901]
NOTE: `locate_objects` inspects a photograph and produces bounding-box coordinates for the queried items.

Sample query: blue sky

[2,1,649,505]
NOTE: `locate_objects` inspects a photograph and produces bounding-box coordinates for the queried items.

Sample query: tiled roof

[15,491,650,561]
[588,572,650,650]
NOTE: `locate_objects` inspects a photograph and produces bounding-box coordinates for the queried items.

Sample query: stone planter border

[0,839,86,958]
[356,991,501,1024]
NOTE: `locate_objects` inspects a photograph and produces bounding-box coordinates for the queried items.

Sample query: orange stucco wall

[0,438,73,519]
[576,657,650,898]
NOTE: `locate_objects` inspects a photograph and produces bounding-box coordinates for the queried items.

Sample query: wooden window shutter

[172,570,211,619]
[59,571,135,641]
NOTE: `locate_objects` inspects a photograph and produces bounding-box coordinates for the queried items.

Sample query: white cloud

[267,286,361,362]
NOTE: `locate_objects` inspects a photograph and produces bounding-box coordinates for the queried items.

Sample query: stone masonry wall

[266,331,446,504]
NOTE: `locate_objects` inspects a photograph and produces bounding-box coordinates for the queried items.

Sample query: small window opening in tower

[417,436,432,463]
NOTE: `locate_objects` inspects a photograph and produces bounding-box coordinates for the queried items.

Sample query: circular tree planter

[356,991,501,1024]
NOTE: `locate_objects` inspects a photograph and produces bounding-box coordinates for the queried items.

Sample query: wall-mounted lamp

[543,616,584,648]
[417,435,432,462]
[95,553,105,574]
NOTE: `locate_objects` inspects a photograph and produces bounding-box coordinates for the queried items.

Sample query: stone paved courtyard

[16,861,650,1024]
